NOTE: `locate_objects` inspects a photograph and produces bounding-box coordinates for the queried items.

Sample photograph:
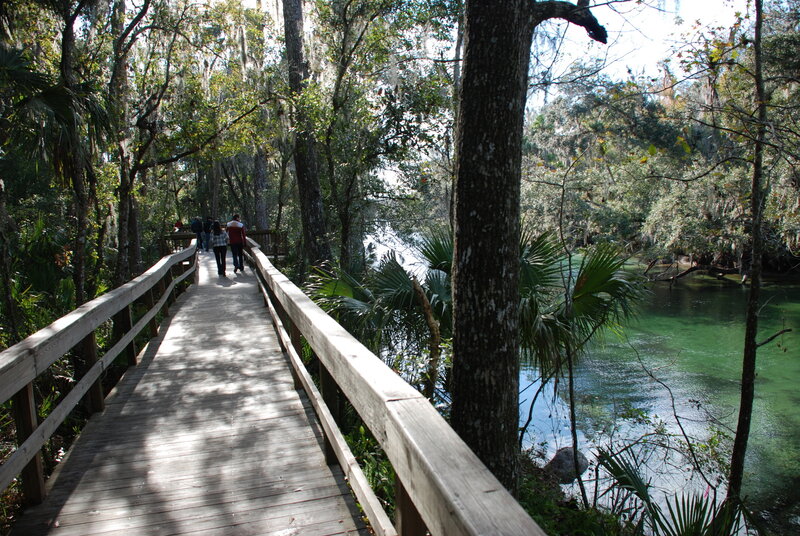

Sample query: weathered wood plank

[41,480,351,526]
[11,253,366,536]
[40,464,341,506]
[0,254,196,496]
[262,281,398,536]
[11,383,45,505]
[250,246,546,535]
[21,496,362,536]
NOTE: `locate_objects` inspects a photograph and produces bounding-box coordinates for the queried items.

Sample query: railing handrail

[0,245,197,502]
[0,247,195,403]
[246,239,546,536]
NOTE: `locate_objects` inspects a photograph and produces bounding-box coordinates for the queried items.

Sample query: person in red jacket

[226,214,246,273]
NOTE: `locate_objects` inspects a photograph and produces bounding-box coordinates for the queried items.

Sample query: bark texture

[450,0,607,493]
[451,0,529,492]
[282,0,332,266]
[111,0,133,286]
[59,3,92,305]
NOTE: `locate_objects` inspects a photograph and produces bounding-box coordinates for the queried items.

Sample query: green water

[520,277,800,533]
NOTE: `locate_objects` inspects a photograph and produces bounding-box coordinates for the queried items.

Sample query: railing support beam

[144,289,159,338]
[12,383,46,506]
[79,332,105,414]
[113,305,137,367]
[395,476,426,536]
[319,364,341,465]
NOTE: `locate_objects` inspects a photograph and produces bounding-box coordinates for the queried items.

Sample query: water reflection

[519,278,800,533]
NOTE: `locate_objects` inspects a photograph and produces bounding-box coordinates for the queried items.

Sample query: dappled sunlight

[11,252,364,535]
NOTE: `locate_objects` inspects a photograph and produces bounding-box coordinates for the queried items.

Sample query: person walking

[210,220,229,276]
[226,214,246,273]
[202,216,212,252]
[190,216,203,250]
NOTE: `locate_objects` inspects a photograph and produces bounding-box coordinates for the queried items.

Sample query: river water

[519,277,800,534]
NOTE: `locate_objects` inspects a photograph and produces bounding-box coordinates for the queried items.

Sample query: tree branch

[529,1,608,44]
[135,103,264,171]
[757,329,792,348]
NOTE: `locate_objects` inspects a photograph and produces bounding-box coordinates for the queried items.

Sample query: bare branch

[757,329,792,348]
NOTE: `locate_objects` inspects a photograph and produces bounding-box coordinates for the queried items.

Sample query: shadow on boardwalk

[12,252,366,536]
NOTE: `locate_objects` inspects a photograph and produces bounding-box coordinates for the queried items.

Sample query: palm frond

[662,494,711,536]
[597,448,655,509]
[371,252,415,311]
[0,45,52,96]
[306,265,383,346]
[566,244,646,345]
[598,449,750,536]
[424,268,451,336]
[519,229,561,293]
[416,227,452,273]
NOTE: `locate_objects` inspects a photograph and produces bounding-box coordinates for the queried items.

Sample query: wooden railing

[160,229,286,257]
[245,239,546,536]
[0,244,197,506]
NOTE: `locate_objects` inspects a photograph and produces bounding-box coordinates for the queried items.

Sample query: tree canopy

[1,0,797,532]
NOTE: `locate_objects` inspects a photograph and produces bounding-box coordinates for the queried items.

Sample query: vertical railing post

[193,244,200,284]
[286,317,303,391]
[79,332,104,414]
[157,275,169,316]
[112,304,137,367]
[167,264,178,307]
[143,288,159,338]
[318,364,341,465]
[289,323,302,360]
[395,476,426,536]
[12,383,45,506]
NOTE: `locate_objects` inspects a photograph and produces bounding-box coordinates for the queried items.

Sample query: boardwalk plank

[12,253,367,536]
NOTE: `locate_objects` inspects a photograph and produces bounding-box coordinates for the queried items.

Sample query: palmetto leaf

[307,265,384,347]
[307,231,644,379]
[567,244,645,348]
[598,449,749,536]
[425,268,451,336]
[416,227,453,274]
[597,448,655,508]
[0,45,51,96]
[519,229,561,293]
[371,252,415,310]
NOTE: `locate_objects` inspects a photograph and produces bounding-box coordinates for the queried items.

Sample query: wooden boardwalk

[12,251,367,536]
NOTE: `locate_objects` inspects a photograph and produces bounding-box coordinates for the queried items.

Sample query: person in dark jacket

[202,216,212,252]
[190,217,203,250]
[226,214,246,273]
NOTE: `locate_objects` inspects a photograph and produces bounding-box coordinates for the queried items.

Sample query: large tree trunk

[128,195,143,275]
[0,180,20,342]
[450,0,607,493]
[208,162,221,219]
[59,4,91,306]
[254,145,270,230]
[282,0,332,266]
[450,0,529,493]
[111,0,132,286]
[728,0,766,502]
[110,0,152,284]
